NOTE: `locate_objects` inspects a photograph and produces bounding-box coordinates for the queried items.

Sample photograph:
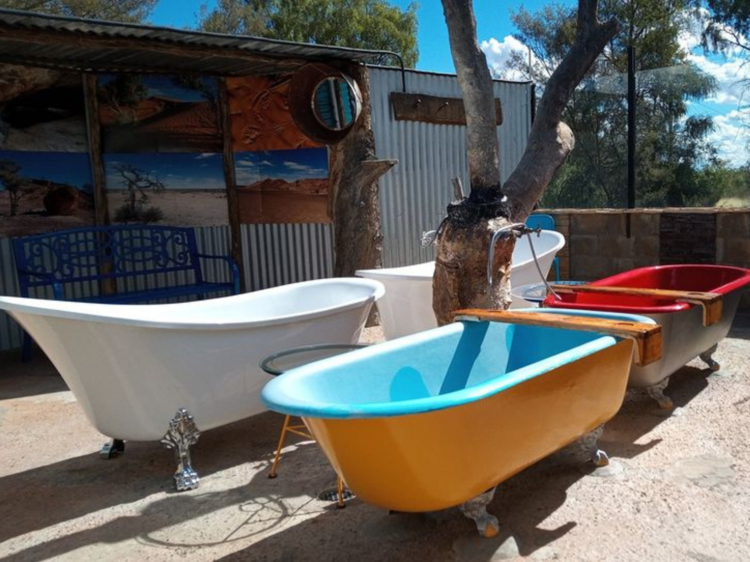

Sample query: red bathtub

[543,265,750,406]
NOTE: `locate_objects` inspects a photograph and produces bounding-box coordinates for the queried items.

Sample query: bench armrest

[16,269,65,300]
[195,254,241,294]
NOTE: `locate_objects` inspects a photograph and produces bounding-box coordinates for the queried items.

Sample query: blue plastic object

[11,224,240,361]
[525,214,560,282]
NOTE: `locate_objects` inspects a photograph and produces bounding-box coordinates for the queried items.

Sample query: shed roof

[0,8,398,76]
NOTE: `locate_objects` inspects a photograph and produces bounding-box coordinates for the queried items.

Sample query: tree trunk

[329,64,396,278]
[434,0,513,326]
[433,0,620,326]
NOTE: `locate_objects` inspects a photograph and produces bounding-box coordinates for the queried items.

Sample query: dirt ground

[1,320,749,562]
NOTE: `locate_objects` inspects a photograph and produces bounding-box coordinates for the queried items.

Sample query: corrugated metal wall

[0,67,531,352]
[241,223,334,290]
[369,67,532,267]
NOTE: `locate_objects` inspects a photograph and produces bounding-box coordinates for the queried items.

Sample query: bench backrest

[12,225,203,299]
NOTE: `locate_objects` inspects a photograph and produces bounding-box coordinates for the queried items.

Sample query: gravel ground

[1,318,749,562]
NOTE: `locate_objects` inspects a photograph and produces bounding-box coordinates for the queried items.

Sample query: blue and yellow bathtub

[262,308,659,533]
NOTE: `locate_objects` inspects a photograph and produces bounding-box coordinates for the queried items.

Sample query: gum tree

[434,0,620,325]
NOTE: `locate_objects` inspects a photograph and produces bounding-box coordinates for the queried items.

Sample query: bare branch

[441,0,500,192]
[503,1,620,220]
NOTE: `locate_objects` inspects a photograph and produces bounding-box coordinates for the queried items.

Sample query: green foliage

[0,0,157,23]
[702,0,750,52]
[509,0,724,209]
[198,0,419,68]
[97,75,148,124]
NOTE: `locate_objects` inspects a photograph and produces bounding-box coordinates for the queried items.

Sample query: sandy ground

[1,320,750,562]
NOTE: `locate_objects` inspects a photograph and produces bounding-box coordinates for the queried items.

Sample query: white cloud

[480,35,534,81]
[705,108,750,166]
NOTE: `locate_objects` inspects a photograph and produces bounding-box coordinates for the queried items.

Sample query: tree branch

[503,2,620,220]
[441,0,500,192]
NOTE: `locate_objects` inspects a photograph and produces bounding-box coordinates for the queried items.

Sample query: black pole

[627,46,636,210]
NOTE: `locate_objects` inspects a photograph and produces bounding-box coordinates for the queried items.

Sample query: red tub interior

[544,265,750,315]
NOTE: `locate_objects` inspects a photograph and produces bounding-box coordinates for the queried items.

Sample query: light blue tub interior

[262,308,655,419]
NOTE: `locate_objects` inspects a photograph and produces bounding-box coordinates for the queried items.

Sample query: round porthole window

[289,63,363,144]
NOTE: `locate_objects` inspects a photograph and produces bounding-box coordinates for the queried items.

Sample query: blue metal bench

[12,224,241,361]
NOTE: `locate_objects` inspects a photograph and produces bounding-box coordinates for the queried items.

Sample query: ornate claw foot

[459,488,499,538]
[699,345,721,372]
[646,377,673,409]
[160,408,201,491]
[579,424,609,467]
[100,439,125,459]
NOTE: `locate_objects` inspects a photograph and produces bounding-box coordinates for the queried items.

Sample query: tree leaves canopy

[0,0,157,23]
[508,0,723,208]
[199,0,419,67]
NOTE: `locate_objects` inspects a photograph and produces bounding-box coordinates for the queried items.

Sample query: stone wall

[537,209,750,310]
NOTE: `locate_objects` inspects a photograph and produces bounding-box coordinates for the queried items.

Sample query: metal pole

[627,46,636,210]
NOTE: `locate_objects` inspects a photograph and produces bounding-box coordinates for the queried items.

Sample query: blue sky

[0,151,92,191]
[235,148,329,185]
[104,153,225,190]
[150,0,564,75]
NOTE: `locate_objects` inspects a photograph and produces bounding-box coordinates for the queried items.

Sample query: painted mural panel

[0,73,96,237]
[0,151,95,238]
[98,75,221,153]
[104,153,227,227]
[235,148,330,224]
[227,75,322,152]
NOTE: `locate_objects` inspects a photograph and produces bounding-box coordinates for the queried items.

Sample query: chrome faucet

[487,223,528,287]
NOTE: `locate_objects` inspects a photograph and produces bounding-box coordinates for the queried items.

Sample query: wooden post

[329,64,396,279]
[82,73,108,227]
[218,78,246,293]
[82,73,117,296]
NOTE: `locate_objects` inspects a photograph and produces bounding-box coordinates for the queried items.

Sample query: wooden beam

[453,308,662,366]
[390,92,503,126]
[549,285,723,326]
[218,78,246,293]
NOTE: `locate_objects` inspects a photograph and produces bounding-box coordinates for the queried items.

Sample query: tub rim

[0,277,385,331]
[543,264,750,314]
[261,308,653,419]
[355,230,565,281]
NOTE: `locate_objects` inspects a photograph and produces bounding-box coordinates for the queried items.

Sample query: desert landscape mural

[104,152,228,227]
[98,74,221,153]
[0,74,89,153]
[235,147,330,223]
[0,150,95,238]
[227,75,322,152]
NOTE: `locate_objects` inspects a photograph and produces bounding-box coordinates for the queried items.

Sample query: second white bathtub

[357,230,565,339]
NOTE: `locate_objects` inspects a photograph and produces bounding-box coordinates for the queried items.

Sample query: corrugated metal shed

[369,67,533,267]
[0,8,397,75]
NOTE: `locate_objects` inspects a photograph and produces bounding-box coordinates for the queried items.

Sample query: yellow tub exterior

[305,340,633,512]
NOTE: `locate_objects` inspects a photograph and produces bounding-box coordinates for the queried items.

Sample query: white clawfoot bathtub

[357,230,565,339]
[0,278,384,489]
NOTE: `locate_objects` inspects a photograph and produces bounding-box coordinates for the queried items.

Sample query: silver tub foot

[699,344,721,372]
[646,377,673,409]
[579,424,609,467]
[459,488,499,538]
[100,439,125,459]
[160,408,201,491]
